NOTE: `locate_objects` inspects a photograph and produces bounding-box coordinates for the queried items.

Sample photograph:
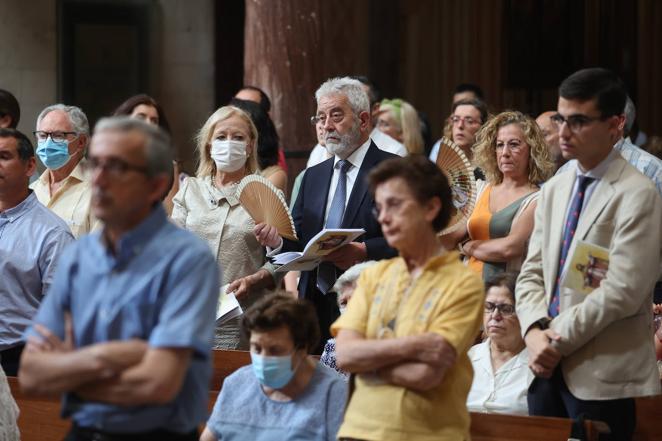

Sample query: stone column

[243,0,369,184]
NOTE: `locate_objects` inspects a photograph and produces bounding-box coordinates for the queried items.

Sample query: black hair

[113,94,171,135]
[230,98,280,169]
[0,89,20,128]
[558,68,627,118]
[454,83,484,100]
[0,128,34,160]
[239,86,272,114]
[451,98,489,124]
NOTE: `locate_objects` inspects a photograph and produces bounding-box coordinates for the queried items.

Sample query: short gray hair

[94,117,173,177]
[332,260,377,294]
[623,96,636,138]
[37,104,90,143]
[315,77,370,116]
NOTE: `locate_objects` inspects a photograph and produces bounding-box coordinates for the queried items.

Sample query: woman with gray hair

[172,106,281,349]
[320,260,377,377]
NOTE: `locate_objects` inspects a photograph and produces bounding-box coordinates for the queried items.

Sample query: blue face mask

[250,351,300,389]
[36,138,70,170]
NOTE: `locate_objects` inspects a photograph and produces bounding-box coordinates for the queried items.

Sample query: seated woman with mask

[467,272,531,415]
[200,293,348,441]
[172,106,280,349]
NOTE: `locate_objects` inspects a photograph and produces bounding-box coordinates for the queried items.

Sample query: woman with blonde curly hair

[456,111,554,281]
[172,106,280,349]
[376,98,424,155]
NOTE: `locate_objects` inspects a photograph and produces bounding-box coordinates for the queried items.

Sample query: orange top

[466,185,492,275]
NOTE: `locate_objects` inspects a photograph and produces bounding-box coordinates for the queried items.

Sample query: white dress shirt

[370,127,407,157]
[467,340,531,415]
[323,139,372,224]
[306,143,330,168]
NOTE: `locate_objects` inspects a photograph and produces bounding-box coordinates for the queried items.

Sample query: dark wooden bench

[470,412,607,441]
[7,376,68,441]
[8,350,662,441]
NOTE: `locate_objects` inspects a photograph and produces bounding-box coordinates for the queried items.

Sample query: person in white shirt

[467,272,531,415]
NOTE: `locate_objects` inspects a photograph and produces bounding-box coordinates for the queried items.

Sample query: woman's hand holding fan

[237,175,298,241]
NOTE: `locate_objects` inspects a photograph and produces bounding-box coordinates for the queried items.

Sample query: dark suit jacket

[286,141,398,299]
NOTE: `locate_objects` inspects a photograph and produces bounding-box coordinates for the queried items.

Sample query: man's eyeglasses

[484,301,516,316]
[449,115,480,126]
[33,131,77,143]
[310,111,346,126]
[550,113,607,133]
[83,157,149,178]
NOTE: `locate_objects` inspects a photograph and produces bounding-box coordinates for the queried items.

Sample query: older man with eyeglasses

[19,118,219,441]
[31,104,99,238]
[255,77,398,353]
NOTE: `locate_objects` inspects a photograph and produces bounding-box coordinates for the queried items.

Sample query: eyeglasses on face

[310,110,347,126]
[495,140,524,153]
[550,113,608,133]
[33,131,78,143]
[83,156,149,178]
[449,115,480,126]
[484,301,516,316]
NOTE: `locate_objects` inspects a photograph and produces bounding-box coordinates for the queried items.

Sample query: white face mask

[211,139,248,172]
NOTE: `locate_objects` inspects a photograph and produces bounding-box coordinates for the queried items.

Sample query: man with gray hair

[256,77,397,352]
[19,118,220,440]
[31,104,98,237]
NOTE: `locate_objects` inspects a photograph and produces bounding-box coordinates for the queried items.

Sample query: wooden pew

[633,394,662,441]
[7,377,68,441]
[469,412,607,441]
[209,349,250,391]
[8,349,662,441]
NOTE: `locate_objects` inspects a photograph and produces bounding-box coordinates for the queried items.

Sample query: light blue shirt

[207,363,347,441]
[557,137,662,198]
[27,205,220,433]
[0,191,73,350]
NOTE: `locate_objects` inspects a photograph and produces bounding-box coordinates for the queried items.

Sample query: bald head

[536,111,563,168]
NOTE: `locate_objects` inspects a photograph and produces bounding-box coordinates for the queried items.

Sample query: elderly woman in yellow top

[172,106,279,349]
[332,155,484,441]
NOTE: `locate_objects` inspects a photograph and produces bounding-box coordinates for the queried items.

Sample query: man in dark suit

[257,77,397,352]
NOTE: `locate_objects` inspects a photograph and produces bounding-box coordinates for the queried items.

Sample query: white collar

[333,138,371,170]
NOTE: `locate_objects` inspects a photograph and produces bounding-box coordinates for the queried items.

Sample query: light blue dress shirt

[557,137,662,198]
[0,191,73,350]
[27,205,220,433]
[207,363,347,441]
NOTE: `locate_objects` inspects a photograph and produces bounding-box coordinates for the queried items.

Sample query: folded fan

[435,136,477,235]
[237,175,298,240]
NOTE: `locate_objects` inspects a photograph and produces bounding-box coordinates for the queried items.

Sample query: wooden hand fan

[237,175,298,241]
[435,136,477,235]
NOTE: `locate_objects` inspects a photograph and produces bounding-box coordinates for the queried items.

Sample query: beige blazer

[516,156,662,400]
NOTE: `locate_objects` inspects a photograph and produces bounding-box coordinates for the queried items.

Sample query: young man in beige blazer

[516,68,662,441]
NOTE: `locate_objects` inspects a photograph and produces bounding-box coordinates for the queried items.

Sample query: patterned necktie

[548,175,595,317]
[317,160,352,294]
